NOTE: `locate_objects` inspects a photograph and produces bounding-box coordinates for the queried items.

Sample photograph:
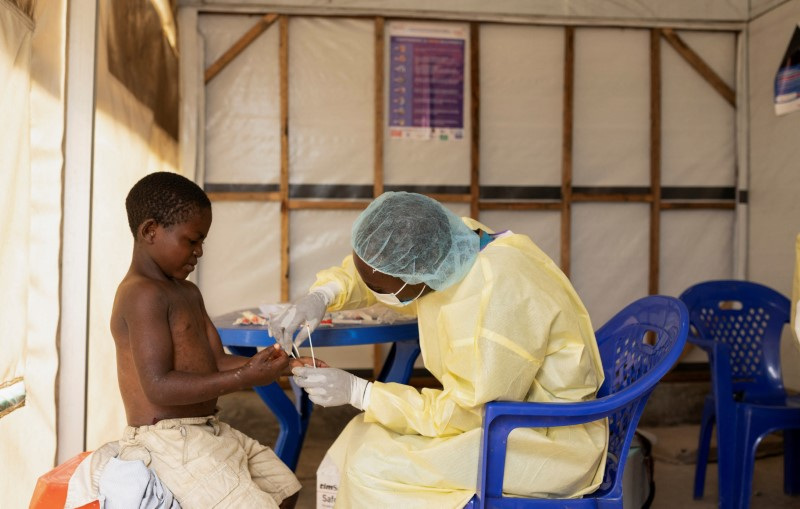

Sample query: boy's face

[146,207,212,280]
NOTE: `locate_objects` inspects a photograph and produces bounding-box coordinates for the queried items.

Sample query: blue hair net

[351,192,479,291]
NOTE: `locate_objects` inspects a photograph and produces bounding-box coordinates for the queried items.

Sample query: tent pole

[59,0,98,464]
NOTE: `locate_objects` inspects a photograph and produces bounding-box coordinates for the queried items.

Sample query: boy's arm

[125,282,288,406]
[196,290,328,373]
[202,306,254,372]
[203,313,328,373]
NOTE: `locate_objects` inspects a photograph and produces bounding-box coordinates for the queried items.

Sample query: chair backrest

[679,280,790,399]
[591,295,689,497]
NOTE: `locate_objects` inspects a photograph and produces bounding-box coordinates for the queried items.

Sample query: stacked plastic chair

[466,295,689,508]
[29,452,100,509]
[680,280,800,509]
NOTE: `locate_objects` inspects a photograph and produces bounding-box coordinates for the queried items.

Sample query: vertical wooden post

[373,17,385,377]
[560,27,574,277]
[649,28,662,295]
[280,15,290,302]
[374,17,385,199]
[470,22,480,219]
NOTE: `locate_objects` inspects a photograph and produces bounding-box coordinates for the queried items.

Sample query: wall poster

[387,22,466,141]
[775,24,800,116]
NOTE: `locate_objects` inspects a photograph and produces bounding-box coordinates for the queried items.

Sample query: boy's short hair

[126,171,211,237]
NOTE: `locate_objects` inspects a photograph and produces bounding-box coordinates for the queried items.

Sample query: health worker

[270,191,608,507]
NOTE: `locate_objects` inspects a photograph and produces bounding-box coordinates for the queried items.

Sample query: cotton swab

[305,323,317,369]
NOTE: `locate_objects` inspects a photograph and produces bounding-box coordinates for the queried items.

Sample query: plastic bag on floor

[623,430,655,509]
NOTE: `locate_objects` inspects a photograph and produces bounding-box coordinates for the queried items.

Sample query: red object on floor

[29,451,100,509]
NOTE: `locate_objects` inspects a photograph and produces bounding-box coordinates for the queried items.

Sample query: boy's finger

[269,348,288,360]
[255,347,285,361]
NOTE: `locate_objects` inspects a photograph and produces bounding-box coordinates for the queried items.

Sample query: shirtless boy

[109,171,313,508]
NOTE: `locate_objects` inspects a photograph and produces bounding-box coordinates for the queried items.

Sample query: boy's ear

[139,219,158,243]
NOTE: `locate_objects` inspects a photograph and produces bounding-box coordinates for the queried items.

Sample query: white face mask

[371,281,425,307]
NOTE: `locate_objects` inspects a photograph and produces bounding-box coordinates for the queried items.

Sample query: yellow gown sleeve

[364,234,602,438]
[310,254,378,311]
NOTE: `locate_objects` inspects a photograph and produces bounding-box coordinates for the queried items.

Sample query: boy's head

[126,172,211,238]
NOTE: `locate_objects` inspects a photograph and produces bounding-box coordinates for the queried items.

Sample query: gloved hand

[292,366,372,410]
[268,290,330,353]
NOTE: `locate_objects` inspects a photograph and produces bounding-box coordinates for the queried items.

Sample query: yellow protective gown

[312,218,607,508]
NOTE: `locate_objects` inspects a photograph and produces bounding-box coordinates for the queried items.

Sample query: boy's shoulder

[118,272,200,295]
[112,275,164,318]
[117,272,163,297]
[117,273,202,310]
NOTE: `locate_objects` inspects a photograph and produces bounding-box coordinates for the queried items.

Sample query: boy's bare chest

[165,287,214,368]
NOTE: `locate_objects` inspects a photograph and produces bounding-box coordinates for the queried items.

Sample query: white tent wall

[83,0,182,451]
[183,3,745,371]
[748,0,800,390]
[0,2,33,423]
[0,0,66,507]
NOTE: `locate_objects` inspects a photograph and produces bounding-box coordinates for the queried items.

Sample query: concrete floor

[218,390,799,509]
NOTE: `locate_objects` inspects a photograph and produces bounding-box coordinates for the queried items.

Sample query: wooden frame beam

[660,28,735,107]
[287,200,369,210]
[373,17,385,199]
[207,191,282,201]
[649,28,662,295]
[470,22,481,219]
[560,26,575,276]
[373,17,386,377]
[207,194,735,211]
[279,15,290,302]
[205,13,279,84]
[481,202,562,211]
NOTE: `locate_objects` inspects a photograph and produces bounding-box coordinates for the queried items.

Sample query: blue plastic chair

[465,295,689,508]
[679,280,800,509]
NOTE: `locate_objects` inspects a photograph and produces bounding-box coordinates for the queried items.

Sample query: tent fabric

[200,13,282,185]
[5,0,34,17]
[85,0,180,450]
[0,1,65,508]
[0,0,32,418]
[480,24,564,187]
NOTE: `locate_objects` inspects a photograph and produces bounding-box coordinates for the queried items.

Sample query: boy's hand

[286,356,329,375]
[240,345,290,386]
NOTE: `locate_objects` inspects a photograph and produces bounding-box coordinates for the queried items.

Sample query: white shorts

[118,415,301,508]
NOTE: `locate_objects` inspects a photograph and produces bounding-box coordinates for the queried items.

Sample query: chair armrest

[477,385,654,502]
[483,375,658,428]
[484,398,622,429]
